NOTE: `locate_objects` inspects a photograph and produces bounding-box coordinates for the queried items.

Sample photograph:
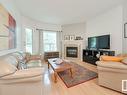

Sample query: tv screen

[88,37,98,49]
[98,35,110,49]
[88,35,110,49]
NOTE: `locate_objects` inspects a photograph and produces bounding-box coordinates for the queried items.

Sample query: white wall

[86,6,123,55]
[123,0,127,53]
[22,16,61,31]
[62,23,86,48]
[21,16,61,54]
[62,23,86,39]
[0,0,22,56]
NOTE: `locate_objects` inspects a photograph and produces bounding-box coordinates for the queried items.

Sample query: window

[43,31,57,52]
[25,28,33,54]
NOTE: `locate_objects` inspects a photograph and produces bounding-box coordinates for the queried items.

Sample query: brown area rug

[58,62,98,88]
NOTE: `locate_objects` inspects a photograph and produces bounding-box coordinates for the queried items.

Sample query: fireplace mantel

[62,40,84,61]
[62,40,84,45]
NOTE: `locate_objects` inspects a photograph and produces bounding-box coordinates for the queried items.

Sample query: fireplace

[62,41,83,61]
[66,47,78,58]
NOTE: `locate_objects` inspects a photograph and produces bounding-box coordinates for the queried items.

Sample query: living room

[0,0,127,95]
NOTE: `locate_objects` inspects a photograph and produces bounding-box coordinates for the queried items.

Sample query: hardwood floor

[42,60,123,95]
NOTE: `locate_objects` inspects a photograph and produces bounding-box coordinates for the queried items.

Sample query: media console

[83,49,115,65]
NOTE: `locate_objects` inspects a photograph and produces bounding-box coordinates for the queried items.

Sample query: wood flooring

[41,60,123,95]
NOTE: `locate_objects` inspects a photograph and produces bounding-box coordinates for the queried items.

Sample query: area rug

[58,62,98,88]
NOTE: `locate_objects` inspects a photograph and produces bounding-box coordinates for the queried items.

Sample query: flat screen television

[88,35,110,49]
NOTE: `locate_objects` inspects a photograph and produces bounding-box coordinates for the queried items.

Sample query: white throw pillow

[0,60,17,77]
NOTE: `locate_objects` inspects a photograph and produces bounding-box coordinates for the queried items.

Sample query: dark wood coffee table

[48,58,73,83]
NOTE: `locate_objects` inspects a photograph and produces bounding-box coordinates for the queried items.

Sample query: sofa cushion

[3,55,18,67]
[0,68,43,80]
[0,60,17,77]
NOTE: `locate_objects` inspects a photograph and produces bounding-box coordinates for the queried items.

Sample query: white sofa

[0,52,44,95]
[0,52,44,83]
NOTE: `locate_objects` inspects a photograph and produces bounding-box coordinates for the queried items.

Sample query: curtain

[32,29,40,54]
[39,31,44,59]
[56,31,62,58]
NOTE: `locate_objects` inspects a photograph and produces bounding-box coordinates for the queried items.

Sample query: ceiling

[14,0,123,25]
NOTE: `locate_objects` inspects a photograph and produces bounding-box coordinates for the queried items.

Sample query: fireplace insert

[66,47,78,58]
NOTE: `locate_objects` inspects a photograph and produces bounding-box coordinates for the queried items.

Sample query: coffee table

[48,58,73,83]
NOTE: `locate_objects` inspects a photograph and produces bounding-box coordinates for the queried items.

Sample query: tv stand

[83,49,115,65]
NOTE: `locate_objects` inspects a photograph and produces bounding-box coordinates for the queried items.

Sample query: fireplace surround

[62,40,84,61]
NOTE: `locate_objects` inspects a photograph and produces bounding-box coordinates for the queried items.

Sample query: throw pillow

[18,60,27,70]
[24,52,31,62]
[100,55,124,62]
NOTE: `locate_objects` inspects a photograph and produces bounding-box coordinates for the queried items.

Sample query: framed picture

[70,35,75,40]
[0,4,17,50]
[64,35,70,40]
[75,36,83,40]
[124,23,127,38]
